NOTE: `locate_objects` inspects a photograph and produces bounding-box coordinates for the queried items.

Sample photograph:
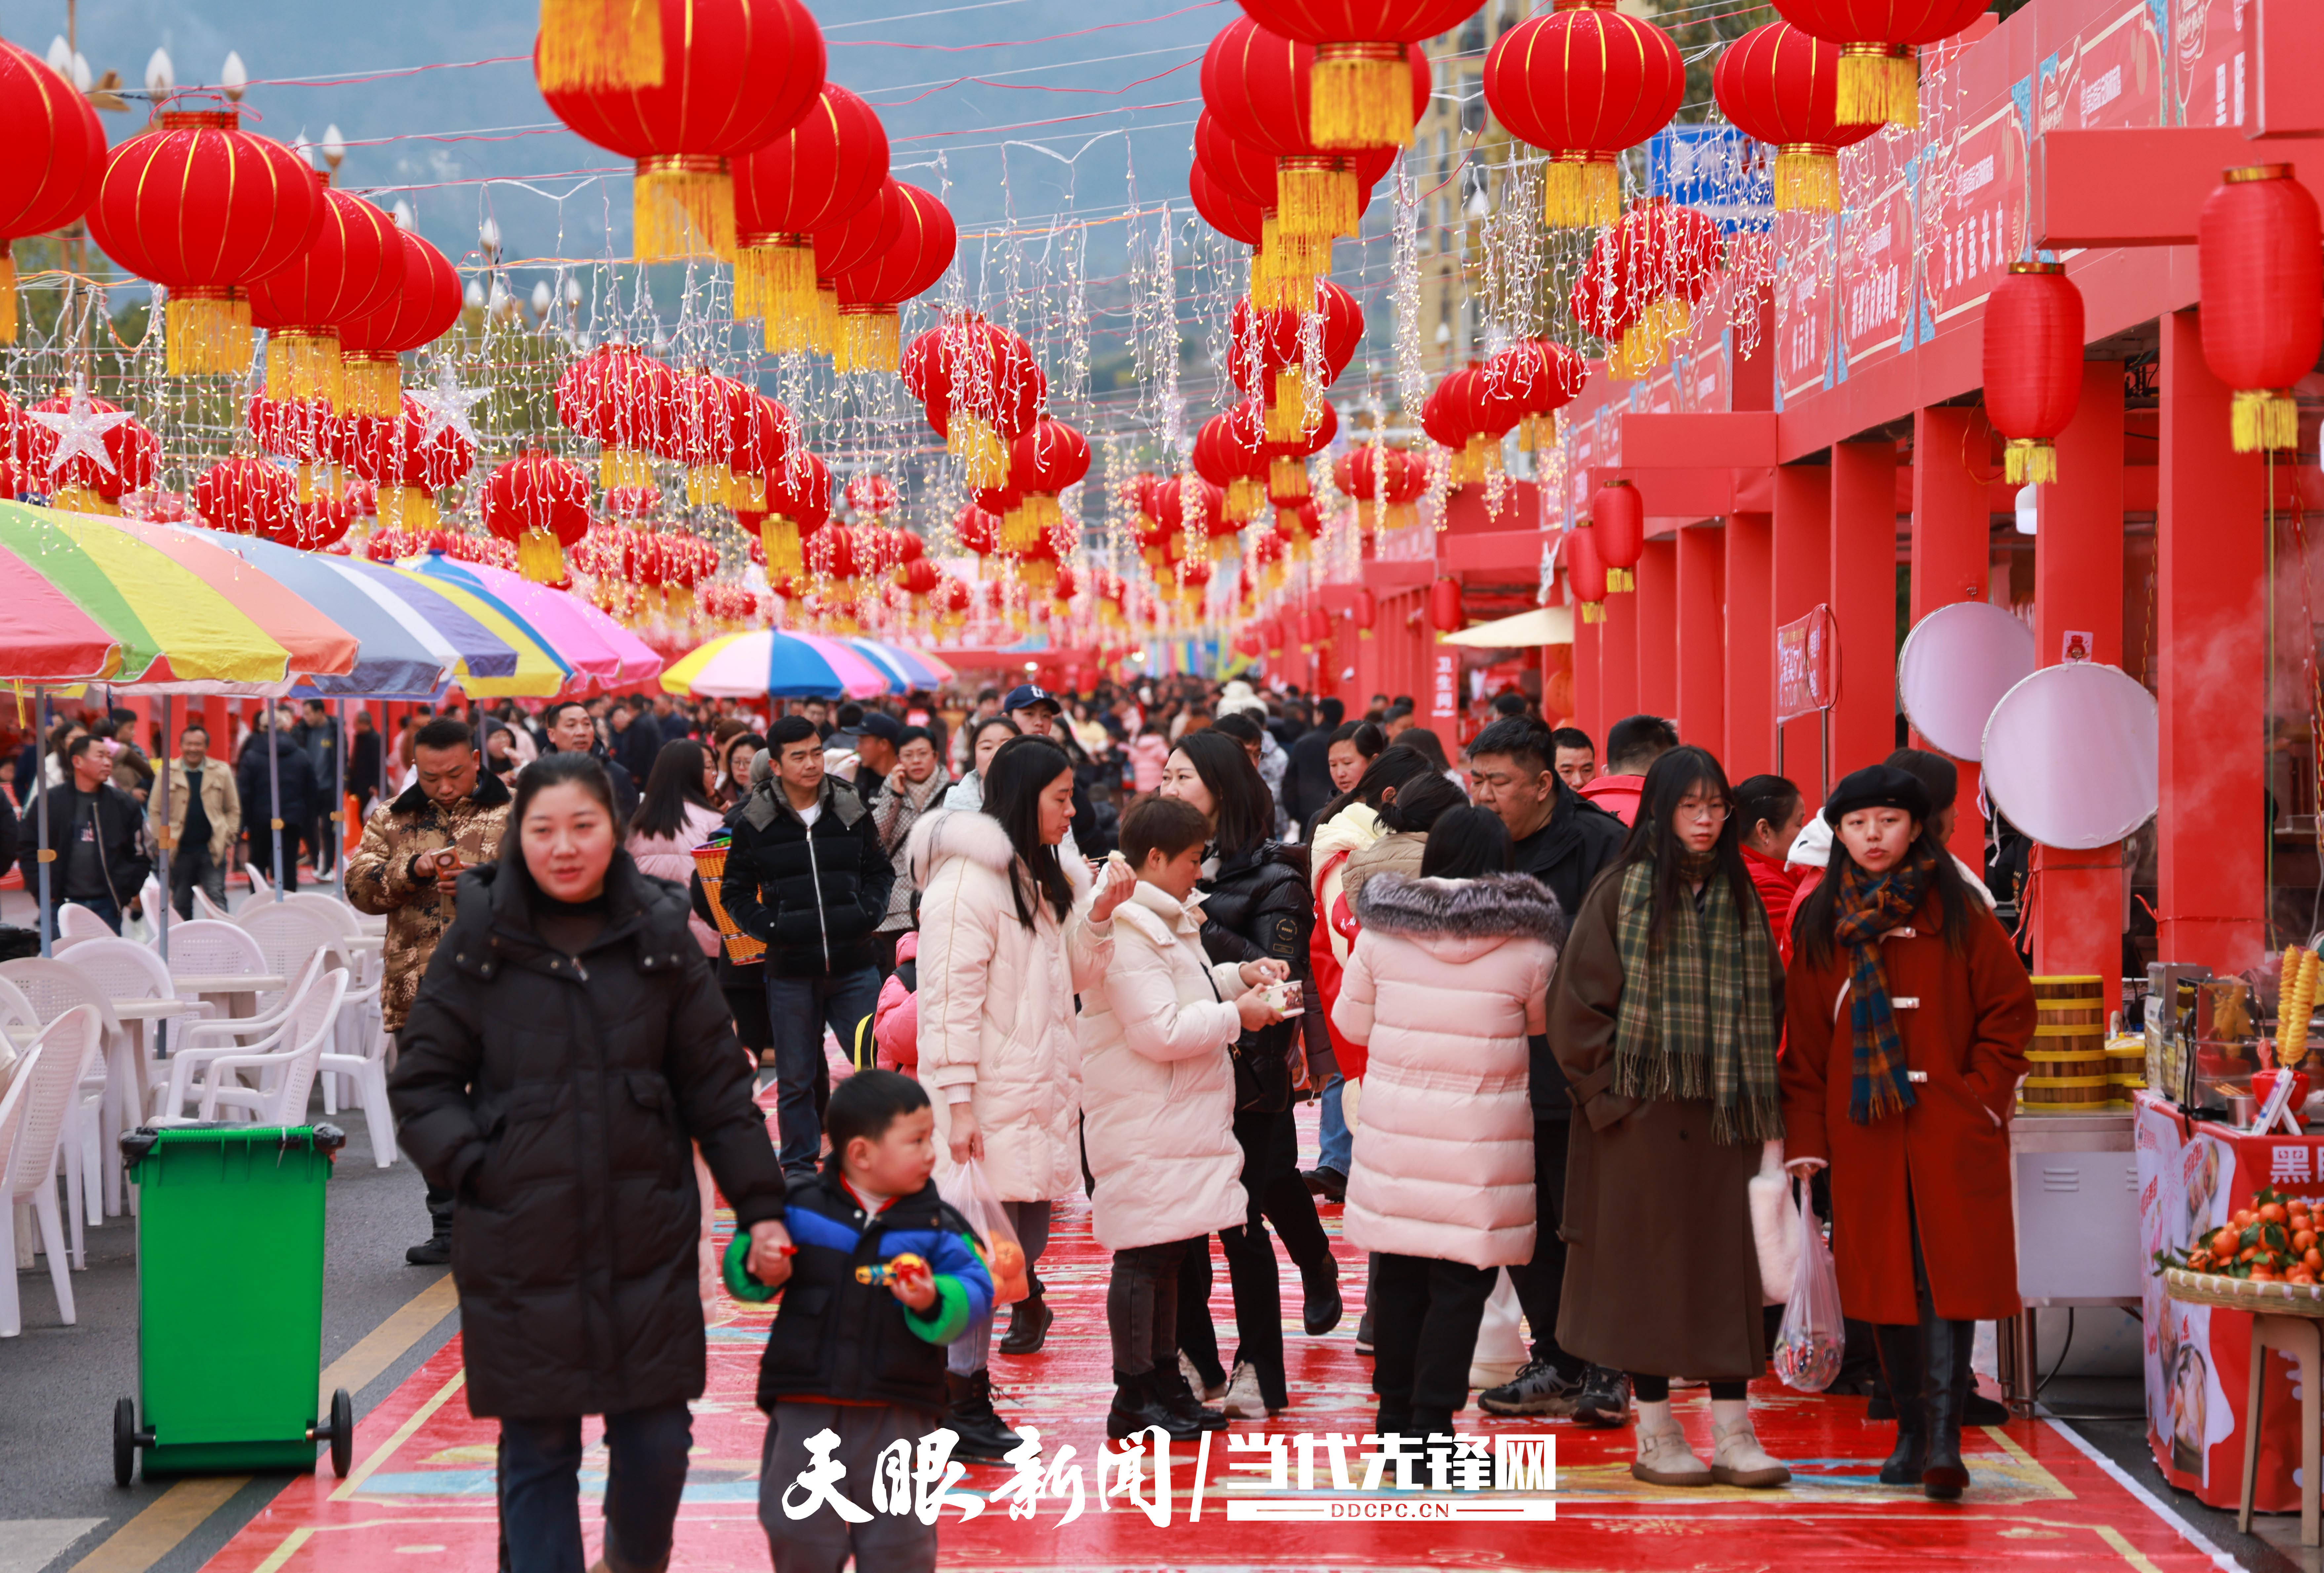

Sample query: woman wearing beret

[1547,746,1792,1489]
[1779,764,2034,1500]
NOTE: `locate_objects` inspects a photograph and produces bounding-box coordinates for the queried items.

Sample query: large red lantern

[537,0,826,262]
[0,40,104,344]
[246,174,407,411]
[1267,399,1337,503]
[1565,523,1608,622]
[734,82,889,332]
[1484,4,1684,228]
[192,457,298,540]
[2198,164,2324,454]
[1008,419,1090,551]
[88,108,326,374]
[1233,1,1478,151]
[1201,18,1413,241]
[1334,443,1425,532]
[834,182,957,374]
[1711,23,1879,212]
[1769,0,1987,129]
[555,342,675,489]
[908,317,1046,489]
[481,451,594,582]
[1591,478,1645,591]
[1487,339,1587,451]
[326,391,479,533]
[23,388,159,514]
[745,449,830,575]
[1982,261,2084,483]
[1428,576,1463,634]
[1195,407,1270,523]
[337,228,462,417]
[1229,280,1363,441]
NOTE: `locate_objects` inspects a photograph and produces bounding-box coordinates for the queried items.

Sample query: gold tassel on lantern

[1774,145,1841,213]
[734,235,817,325]
[1276,157,1359,238]
[1579,601,1603,624]
[948,414,1012,489]
[1837,43,1918,128]
[2003,437,2058,485]
[536,0,663,92]
[2232,389,2301,453]
[0,247,15,346]
[1270,456,1309,498]
[1000,504,1041,554]
[265,330,344,409]
[1312,42,1413,150]
[633,155,736,262]
[1266,369,1312,443]
[1257,219,1328,308]
[814,283,841,356]
[1224,476,1262,523]
[1616,297,1691,374]
[599,447,656,490]
[376,484,439,533]
[685,465,737,507]
[340,351,402,417]
[517,527,567,583]
[50,485,119,515]
[166,287,255,376]
[759,515,803,573]
[1543,154,1620,229]
[834,306,901,376]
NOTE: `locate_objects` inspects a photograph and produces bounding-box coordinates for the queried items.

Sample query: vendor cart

[112,1124,355,1484]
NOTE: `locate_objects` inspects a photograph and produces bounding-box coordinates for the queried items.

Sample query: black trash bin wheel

[113,1398,137,1487]
[328,1389,353,1478]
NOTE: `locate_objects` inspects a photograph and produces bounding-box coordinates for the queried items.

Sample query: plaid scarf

[1609,853,1783,1145]
[1832,844,1939,1124]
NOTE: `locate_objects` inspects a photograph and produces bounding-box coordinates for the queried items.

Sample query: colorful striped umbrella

[116,520,359,692]
[893,644,957,684]
[661,630,888,699]
[325,556,523,689]
[185,530,456,698]
[406,554,662,696]
[842,638,919,692]
[375,561,569,698]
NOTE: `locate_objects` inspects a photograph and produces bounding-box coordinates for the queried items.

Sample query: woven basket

[2163,1267,2324,1314]
[691,838,766,966]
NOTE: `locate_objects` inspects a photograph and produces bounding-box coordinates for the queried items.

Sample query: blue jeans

[1318,1072,1352,1174]
[765,966,883,1180]
[497,1401,692,1573]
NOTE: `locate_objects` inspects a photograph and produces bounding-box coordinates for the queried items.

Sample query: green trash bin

[113,1123,356,1485]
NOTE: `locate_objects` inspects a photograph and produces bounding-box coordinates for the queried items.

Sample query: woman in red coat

[1779,764,2032,1501]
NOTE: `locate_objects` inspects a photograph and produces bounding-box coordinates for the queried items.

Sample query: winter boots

[943,1369,1022,1461]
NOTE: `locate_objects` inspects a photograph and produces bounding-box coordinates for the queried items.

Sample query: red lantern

[2198,164,2324,454]
[743,449,830,574]
[1982,261,2083,484]
[1591,479,1644,592]
[192,457,298,539]
[1188,157,1264,248]
[1334,444,1425,532]
[0,40,104,344]
[88,108,326,374]
[1422,372,1486,482]
[834,183,958,374]
[845,472,899,517]
[912,318,1046,489]
[337,227,462,417]
[556,343,676,489]
[1201,18,1412,242]
[323,391,478,533]
[734,82,889,334]
[1195,408,1270,523]
[23,389,159,514]
[953,504,1004,560]
[247,174,408,411]
[1230,281,1363,443]
[1428,576,1463,634]
[1484,4,1684,228]
[1487,339,1587,451]
[481,451,593,582]
[1353,585,1378,637]
[537,0,826,262]
[808,177,904,356]
[1006,419,1090,556]
[1565,524,1608,622]
[1267,400,1337,503]
[1768,0,1987,129]
[1711,23,1879,212]
[1233,0,1476,151]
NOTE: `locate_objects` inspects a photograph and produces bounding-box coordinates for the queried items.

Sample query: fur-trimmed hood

[904,806,1092,898]
[1351,870,1565,964]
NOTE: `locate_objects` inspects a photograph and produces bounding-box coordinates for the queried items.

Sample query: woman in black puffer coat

[1160,730,1340,1417]
[391,753,790,1573]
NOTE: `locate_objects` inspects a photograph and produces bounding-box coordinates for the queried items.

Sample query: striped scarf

[1609,853,1784,1145]
[1832,844,1938,1124]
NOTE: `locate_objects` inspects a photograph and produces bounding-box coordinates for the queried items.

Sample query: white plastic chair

[162,918,269,983]
[0,960,129,1228]
[0,1007,104,1336]
[177,968,345,1125]
[190,885,232,923]
[56,904,117,945]
[244,863,272,902]
[56,938,182,1243]
[233,901,380,1108]
[157,949,330,1121]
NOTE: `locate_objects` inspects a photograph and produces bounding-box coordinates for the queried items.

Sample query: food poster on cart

[2136,1093,2323,1510]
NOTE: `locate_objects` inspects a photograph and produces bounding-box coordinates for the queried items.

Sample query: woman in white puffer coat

[1332,806,1561,1440]
[909,734,1134,1458]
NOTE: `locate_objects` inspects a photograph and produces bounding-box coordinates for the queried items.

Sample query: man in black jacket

[1463,715,1628,1424]
[239,705,319,893]
[721,716,895,1185]
[543,700,638,821]
[21,734,151,933]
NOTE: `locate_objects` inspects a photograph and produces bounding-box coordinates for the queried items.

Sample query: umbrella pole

[35,690,49,959]
[268,701,285,903]
[332,698,347,889]
[155,694,171,965]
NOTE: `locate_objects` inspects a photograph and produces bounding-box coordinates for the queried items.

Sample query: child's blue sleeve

[903,1227,995,1346]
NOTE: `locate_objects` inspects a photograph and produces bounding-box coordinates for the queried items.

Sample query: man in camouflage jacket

[346,717,512,1263]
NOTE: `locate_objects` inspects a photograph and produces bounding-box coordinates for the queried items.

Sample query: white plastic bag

[1772,1180,1844,1392]
[1747,1140,1800,1306]
[938,1156,1028,1307]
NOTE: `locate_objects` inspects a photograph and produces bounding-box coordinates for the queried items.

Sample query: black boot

[1109,1369,1208,1441]
[1149,1359,1229,1431]
[1411,1405,1457,1440]
[1302,1260,1343,1337]
[943,1369,1023,1462]
[1871,1322,1927,1486]
[998,1292,1053,1354]
[1921,1315,1974,1500]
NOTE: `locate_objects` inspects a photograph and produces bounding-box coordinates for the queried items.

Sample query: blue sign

[1644,125,1773,236]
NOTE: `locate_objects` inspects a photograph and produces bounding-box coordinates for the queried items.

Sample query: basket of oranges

[2157,1186,2324,1310]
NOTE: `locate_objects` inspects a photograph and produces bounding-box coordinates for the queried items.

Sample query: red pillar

[1830,439,1899,777]
[2157,310,2268,973]
[2032,361,2127,981]
[1723,512,1774,780]
[1573,609,1601,746]
[1773,466,1831,805]
[1676,524,1724,753]
[1910,406,1996,869]
[1597,581,1640,729]
[1636,538,1678,720]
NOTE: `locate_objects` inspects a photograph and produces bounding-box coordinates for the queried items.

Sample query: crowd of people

[220,666,2042,1573]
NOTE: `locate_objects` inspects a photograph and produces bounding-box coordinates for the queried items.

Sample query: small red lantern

[246,174,407,410]
[1982,261,2084,483]
[555,343,676,490]
[1591,479,1644,591]
[1484,3,1684,228]
[1230,281,1363,441]
[1267,400,1337,504]
[1428,575,1463,634]
[1565,524,1608,623]
[1768,0,1987,129]
[1711,22,1879,212]
[337,227,463,417]
[1334,444,1424,532]
[192,457,298,539]
[1353,585,1378,638]
[0,39,104,344]
[733,82,890,334]
[744,450,830,575]
[2198,164,2324,454]
[481,451,593,582]
[1487,339,1588,451]
[845,473,899,517]
[324,391,478,533]
[834,182,958,374]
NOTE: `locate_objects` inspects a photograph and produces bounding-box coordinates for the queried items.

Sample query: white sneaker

[1629,1404,1712,1487]
[1222,1360,1269,1419]
[1709,1414,1792,1488]
[1181,1351,1226,1403]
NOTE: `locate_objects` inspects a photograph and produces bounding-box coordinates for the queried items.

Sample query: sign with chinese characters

[1645,125,1773,236]
[1775,604,1841,723]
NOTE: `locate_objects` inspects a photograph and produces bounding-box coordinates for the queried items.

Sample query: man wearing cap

[1000,685,1097,860]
